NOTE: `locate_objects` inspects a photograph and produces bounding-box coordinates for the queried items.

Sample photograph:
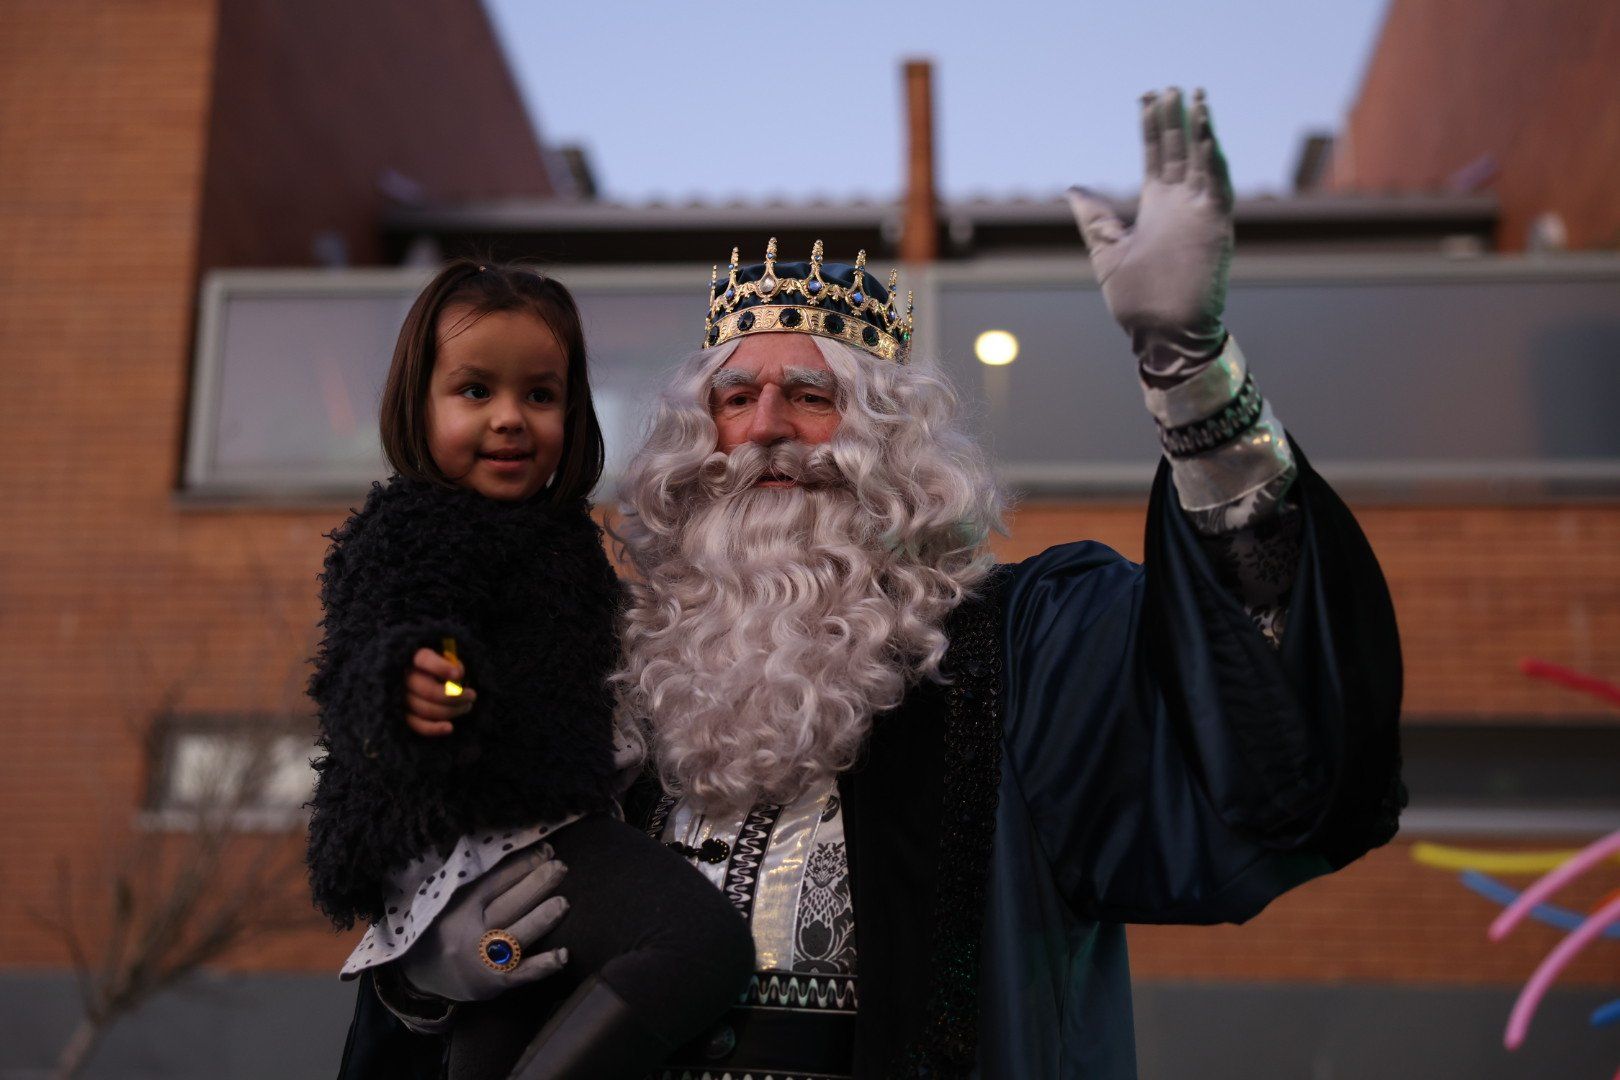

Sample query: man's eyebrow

[709,366,836,393]
[710,368,757,391]
[784,366,835,390]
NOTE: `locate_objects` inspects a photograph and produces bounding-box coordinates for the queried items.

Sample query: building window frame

[140,712,318,832]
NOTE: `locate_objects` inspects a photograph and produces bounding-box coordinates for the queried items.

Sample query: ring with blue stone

[479,929,522,973]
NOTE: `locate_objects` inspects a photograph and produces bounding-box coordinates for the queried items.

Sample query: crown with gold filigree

[703,238,914,363]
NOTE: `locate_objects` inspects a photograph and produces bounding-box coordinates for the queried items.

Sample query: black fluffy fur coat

[305,477,623,929]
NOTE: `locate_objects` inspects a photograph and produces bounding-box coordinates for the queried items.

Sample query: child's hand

[405,646,475,737]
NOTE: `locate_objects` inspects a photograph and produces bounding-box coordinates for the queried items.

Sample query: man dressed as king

[359,88,1404,1080]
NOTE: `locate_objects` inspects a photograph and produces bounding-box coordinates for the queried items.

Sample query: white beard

[616,442,929,813]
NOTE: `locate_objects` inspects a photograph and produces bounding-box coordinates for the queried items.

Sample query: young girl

[306,259,752,1079]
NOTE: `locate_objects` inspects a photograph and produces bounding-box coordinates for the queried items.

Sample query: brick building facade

[1328,0,1620,251]
[2,1,1616,1076]
[0,0,564,1034]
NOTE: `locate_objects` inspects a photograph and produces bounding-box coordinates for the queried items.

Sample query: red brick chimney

[901,58,939,263]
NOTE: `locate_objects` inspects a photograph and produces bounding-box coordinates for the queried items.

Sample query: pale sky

[484,0,1390,203]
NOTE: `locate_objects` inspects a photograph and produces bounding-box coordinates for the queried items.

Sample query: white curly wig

[612,335,1005,811]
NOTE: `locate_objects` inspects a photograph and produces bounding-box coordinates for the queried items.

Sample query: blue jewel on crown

[807,279,822,293]
[851,290,865,304]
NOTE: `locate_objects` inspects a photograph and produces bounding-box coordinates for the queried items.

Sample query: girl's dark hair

[380,258,605,503]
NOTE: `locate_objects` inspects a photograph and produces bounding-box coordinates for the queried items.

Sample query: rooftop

[383,192,1500,265]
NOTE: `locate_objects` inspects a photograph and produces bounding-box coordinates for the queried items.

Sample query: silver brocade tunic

[649,778,859,1079]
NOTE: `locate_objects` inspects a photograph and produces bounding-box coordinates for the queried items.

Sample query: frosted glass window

[929,257,1620,497]
[188,259,1620,501]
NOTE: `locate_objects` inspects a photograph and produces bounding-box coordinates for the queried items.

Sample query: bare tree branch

[44,584,321,1079]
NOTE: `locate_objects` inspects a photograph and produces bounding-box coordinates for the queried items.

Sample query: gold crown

[703,238,914,363]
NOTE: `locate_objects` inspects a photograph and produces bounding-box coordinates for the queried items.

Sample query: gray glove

[395,844,571,1002]
[1067,87,1234,378]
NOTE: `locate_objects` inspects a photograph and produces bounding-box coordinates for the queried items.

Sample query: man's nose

[746,385,795,445]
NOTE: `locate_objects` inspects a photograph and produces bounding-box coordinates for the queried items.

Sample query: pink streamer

[1518,658,1620,708]
[1490,829,1620,942]
[1503,894,1620,1050]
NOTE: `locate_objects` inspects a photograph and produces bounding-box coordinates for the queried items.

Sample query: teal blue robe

[973,448,1402,1077]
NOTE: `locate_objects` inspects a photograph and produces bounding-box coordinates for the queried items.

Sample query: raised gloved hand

[1067,87,1234,377]
[396,844,571,1002]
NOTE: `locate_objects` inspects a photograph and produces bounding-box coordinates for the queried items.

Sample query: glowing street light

[974,329,1019,366]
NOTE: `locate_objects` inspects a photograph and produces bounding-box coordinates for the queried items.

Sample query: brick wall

[996,501,1620,721]
[0,0,554,975]
[197,0,555,271]
[0,0,218,962]
[1129,837,1619,986]
[1329,0,1620,250]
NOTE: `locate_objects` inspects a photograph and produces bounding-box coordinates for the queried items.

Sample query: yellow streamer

[1409,842,1620,875]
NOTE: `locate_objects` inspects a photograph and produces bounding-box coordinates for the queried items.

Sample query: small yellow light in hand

[442,636,464,697]
[974,329,1019,366]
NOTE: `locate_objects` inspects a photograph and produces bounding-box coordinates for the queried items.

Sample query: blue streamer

[1592,999,1620,1029]
[1457,871,1620,940]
